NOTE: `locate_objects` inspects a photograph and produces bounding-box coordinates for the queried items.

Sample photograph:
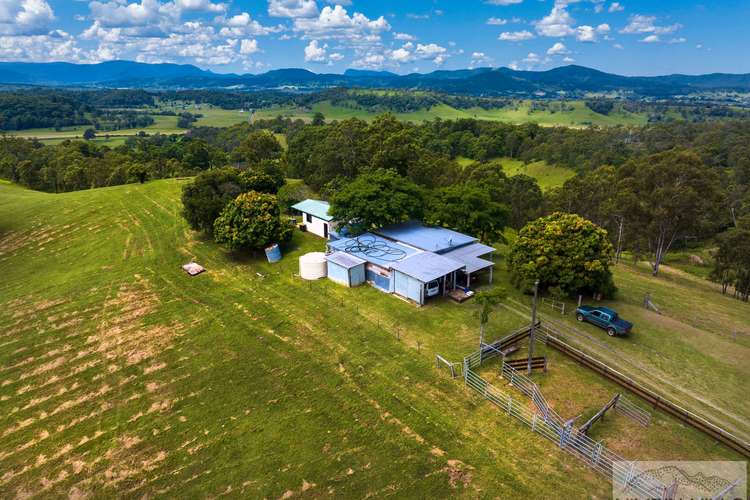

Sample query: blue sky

[1,0,748,76]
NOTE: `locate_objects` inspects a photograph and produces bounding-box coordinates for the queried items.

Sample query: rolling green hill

[252,99,649,127]
[0,180,744,496]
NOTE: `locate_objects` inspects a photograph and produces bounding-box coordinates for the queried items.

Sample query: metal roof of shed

[327,233,418,269]
[326,251,366,269]
[391,252,465,283]
[441,242,495,274]
[291,199,333,221]
[375,220,476,254]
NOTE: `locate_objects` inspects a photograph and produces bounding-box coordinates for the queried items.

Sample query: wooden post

[528,280,539,376]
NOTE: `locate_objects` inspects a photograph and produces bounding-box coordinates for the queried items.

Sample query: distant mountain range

[1,60,749,97]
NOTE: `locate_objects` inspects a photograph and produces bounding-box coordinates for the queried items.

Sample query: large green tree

[181,168,244,232]
[232,130,283,166]
[213,191,294,251]
[427,185,509,243]
[614,150,723,275]
[330,169,424,233]
[508,212,615,296]
[711,226,750,300]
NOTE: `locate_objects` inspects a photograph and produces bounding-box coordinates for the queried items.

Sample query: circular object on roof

[299,252,327,280]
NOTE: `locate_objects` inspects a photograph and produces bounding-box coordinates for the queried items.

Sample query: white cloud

[393,32,415,41]
[546,41,569,55]
[240,38,259,54]
[293,5,390,48]
[0,0,55,35]
[563,56,575,63]
[174,0,225,13]
[268,0,318,19]
[220,12,284,37]
[485,0,523,5]
[668,37,686,44]
[304,39,327,61]
[498,30,534,41]
[352,53,385,69]
[639,34,659,43]
[415,42,446,59]
[534,4,575,37]
[0,30,90,62]
[470,51,492,67]
[621,14,681,35]
[575,23,608,42]
[486,17,507,25]
[608,2,624,12]
[390,47,411,63]
[523,52,540,63]
[613,43,623,49]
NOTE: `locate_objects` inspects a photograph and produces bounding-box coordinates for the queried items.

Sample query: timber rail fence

[463,333,675,498]
[538,323,750,458]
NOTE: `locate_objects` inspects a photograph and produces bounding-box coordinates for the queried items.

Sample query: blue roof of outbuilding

[375,221,476,254]
[327,233,417,269]
[391,252,465,283]
[291,199,333,221]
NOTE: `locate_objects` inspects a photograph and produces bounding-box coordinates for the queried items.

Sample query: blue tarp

[291,199,333,221]
[327,233,417,269]
[375,220,476,254]
[391,252,465,283]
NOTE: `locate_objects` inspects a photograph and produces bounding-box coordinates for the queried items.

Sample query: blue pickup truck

[575,306,633,336]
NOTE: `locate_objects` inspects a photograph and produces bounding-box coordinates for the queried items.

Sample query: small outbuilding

[292,199,335,239]
[326,251,366,287]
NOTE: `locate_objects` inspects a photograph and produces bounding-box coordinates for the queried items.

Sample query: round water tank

[299,252,327,280]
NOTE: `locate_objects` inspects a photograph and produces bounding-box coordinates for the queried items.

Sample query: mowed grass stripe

[0,180,608,497]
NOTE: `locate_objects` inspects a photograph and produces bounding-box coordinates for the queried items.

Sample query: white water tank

[299,252,327,280]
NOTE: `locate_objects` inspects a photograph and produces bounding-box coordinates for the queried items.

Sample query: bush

[508,212,616,297]
[181,167,244,232]
[213,191,294,251]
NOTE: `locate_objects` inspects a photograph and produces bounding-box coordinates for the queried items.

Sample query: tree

[232,130,282,166]
[213,191,294,251]
[239,171,282,194]
[615,150,723,276]
[127,163,149,184]
[504,174,543,230]
[508,212,616,297]
[182,139,211,171]
[427,185,509,243]
[83,128,96,140]
[311,112,325,126]
[330,169,424,233]
[711,227,750,300]
[475,287,506,346]
[277,181,314,211]
[181,167,244,232]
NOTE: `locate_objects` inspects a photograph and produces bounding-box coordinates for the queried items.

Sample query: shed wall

[304,214,332,239]
[350,264,366,286]
[327,260,350,286]
[394,270,424,305]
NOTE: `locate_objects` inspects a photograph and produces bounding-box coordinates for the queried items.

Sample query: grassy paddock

[0,179,745,497]
[0,180,609,497]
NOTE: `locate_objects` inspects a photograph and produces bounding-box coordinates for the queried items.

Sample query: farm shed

[326,251,366,287]
[327,233,418,293]
[391,252,464,305]
[377,221,496,287]
[292,199,336,239]
[324,221,496,306]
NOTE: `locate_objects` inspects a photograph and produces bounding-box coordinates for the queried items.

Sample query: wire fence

[463,348,675,499]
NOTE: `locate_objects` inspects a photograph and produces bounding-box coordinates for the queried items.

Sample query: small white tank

[299,252,327,280]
